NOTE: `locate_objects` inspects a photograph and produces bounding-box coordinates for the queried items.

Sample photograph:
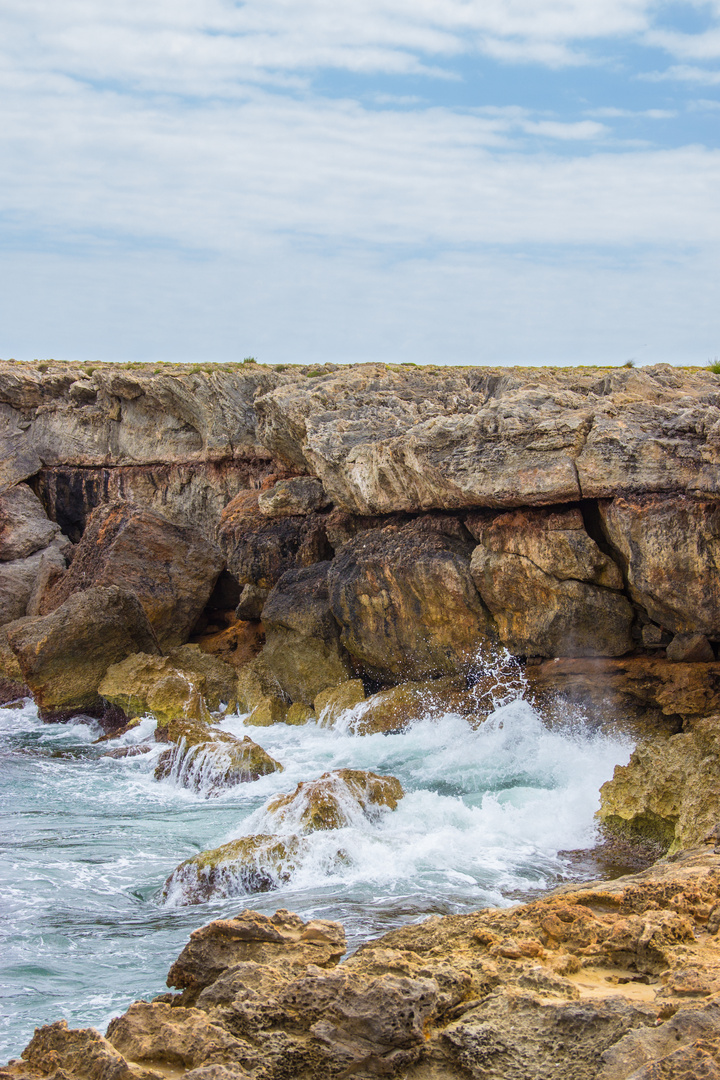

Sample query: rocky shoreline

[3,358,720,1077]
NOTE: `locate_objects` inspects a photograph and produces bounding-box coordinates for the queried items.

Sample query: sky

[0,1,719,367]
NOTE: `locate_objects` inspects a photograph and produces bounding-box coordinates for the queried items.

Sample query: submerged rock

[342,676,471,735]
[6,585,160,720]
[162,835,310,903]
[154,719,282,795]
[313,679,366,725]
[99,647,238,721]
[39,501,223,648]
[265,768,404,831]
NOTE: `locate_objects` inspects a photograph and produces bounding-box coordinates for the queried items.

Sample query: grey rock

[0,483,60,560]
[235,584,269,621]
[667,633,715,663]
[258,477,329,517]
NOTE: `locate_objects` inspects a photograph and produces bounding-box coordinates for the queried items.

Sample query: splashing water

[0,679,632,1060]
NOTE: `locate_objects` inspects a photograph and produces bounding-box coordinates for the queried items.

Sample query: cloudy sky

[1,1,719,366]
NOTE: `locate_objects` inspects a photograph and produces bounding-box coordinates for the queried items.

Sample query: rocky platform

[6,846,720,1079]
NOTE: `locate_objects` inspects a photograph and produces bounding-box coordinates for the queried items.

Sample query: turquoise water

[0,694,630,1060]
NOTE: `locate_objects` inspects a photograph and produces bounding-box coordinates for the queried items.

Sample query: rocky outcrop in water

[9,849,720,1079]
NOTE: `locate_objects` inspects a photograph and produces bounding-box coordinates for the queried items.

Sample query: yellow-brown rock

[314,679,365,725]
[99,649,237,722]
[245,695,289,726]
[153,720,282,795]
[285,702,315,725]
[265,768,404,831]
[161,835,309,904]
[345,676,470,735]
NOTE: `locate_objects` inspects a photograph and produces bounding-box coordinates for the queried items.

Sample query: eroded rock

[99,648,238,721]
[154,719,282,795]
[161,835,310,904]
[265,769,404,831]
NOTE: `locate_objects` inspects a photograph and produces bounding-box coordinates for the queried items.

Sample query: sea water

[0,692,631,1059]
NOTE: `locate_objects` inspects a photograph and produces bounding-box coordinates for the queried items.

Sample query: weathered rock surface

[0,484,62,561]
[314,679,366,724]
[328,517,492,681]
[265,769,404,831]
[39,502,223,648]
[16,849,720,1080]
[598,717,720,852]
[0,537,71,627]
[0,618,31,702]
[99,647,238,720]
[162,836,311,903]
[261,562,352,704]
[345,676,471,735]
[7,586,160,719]
[258,477,330,517]
[600,495,720,641]
[153,719,282,795]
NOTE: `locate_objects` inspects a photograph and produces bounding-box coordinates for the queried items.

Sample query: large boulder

[0,483,72,626]
[0,483,61,560]
[265,769,404,831]
[99,647,238,720]
[7,585,160,719]
[469,506,633,658]
[162,835,310,904]
[261,562,352,704]
[154,718,282,795]
[216,490,331,591]
[327,517,493,681]
[39,502,224,648]
[600,495,720,639]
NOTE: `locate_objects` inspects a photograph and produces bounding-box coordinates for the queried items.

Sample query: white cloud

[643,63,720,84]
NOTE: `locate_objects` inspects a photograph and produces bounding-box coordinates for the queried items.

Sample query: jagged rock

[191,620,264,672]
[261,562,351,704]
[166,909,346,993]
[285,702,315,725]
[162,835,310,903]
[234,584,268,620]
[245,695,289,726]
[667,633,715,663]
[99,648,238,720]
[217,490,331,591]
[340,676,471,735]
[154,720,282,795]
[0,484,61,561]
[324,507,410,550]
[258,477,330,517]
[0,538,70,627]
[600,495,720,640]
[107,1002,251,1072]
[7,586,160,720]
[598,1005,720,1080]
[598,718,720,852]
[39,502,223,648]
[265,769,404,831]
[314,679,366,724]
[16,1019,163,1080]
[327,517,492,681]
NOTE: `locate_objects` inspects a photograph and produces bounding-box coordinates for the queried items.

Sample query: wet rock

[598,718,720,852]
[245,695,289,726]
[7,586,160,720]
[265,769,404,831]
[667,633,715,663]
[600,495,720,640]
[107,1002,252,1072]
[217,490,331,591]
[285,702,315,725]
[154,719,282,795]
[344,676,471,735]
[261,562,351,704]
[162,835,310,904]
[0,484,61,561]
[258,477,330,517]
[166,909,346,993]
[236,656,285,712]
[327,517,492,681]
[234,584,268,620]
[17,1019,163,1080]
[99,648,238,720]
[0,618,32,702]
[314,679,366,725]
[39,502,223,648]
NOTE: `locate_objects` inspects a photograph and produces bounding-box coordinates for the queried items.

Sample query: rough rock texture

[162,836,311,903]
[341,676,471,735]
[265,769,404,831]
[16,849,720,1080]
[261,562,352,704]
[328,517,492,681]
[0,484,62,561]
[217,491,331,591]
[469,507,633,658]
[6,586,160,719]
[0,484,73,627]
[39,502,223,648]
[598,717,720,852]
[258,477,330,517]
[154,719,282,795]
[99,647,238,719]
[314,679,366,724]
[600,496,720,640]
[0,618,31,702]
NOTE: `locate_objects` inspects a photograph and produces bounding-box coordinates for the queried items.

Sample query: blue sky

[0,0,718,366]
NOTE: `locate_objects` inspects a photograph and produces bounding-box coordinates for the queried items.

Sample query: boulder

[39,501,224,648]
[236,656,286,712]
[245,695,289,726]
[347,676,471,735]
[18,1019,163,1080]
[235,584,268,620]
[258,477,330,517]
[327,517,492,681]
[597,717,720,852]
[0,617,31,702]
[261,562,352,704]
[99,647,238,720]
[154,719,282,795]
[285,702,315,725]
[162,835,310,904]
[314,680,366,725]
[0,537,70,626]
[0,483,60,561]
[166,909,346,993]
[667,632,715,663]
[265,769,404,831]
[7,585,160,720]
[217,490,331,591]
[600,495,720,639]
